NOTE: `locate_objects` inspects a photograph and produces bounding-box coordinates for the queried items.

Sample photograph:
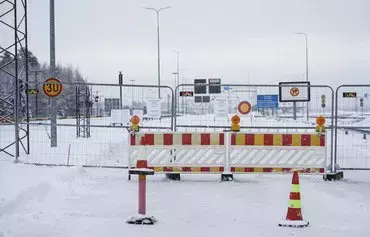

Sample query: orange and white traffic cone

[278,171,309,228]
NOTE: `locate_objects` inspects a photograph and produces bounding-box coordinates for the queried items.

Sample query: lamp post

[144,6,171,99]
[296,32,309,121]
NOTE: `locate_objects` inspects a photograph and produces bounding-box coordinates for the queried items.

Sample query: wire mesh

[335,85,370,170]
[175,84,334,132]
[16,82,174,166]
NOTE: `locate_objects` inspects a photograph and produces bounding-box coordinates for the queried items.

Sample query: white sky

[23,0,370,86]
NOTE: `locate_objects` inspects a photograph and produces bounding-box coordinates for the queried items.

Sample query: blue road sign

[257,95,279,109]
[224,86,231,91]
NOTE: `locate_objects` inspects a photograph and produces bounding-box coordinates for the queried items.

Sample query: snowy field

[1,113,369,236]
[1,162,370,237]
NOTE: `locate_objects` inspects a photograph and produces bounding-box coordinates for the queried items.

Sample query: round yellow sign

[43,78,63,97]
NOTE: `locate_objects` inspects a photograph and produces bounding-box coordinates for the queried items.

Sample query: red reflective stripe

[163,167,173,172]
[320,135,325,146]
[219,167,225,172]
[283,134,292,146]
[163,134,173,145]
[182,134,192,145]
[231,133,236,145]
[246,134,255,145]
[264,134,273,146]
[200,167,210,172]
[230,167,235,172]
[182,167,192,172]
[144,134,154,145]
[263,167,273,172]
[319,168,325,173]
[219,133,224,145]
[289,192,301,200]
[201,133,210,145]
[301,134,311,146]
[130,134,136,145]
[245,168,254,172]
[291,171,300,184]
[282,168,292,173]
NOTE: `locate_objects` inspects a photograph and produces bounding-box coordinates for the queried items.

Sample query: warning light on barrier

[130,115,140,132]
[231,115,240,132]
[316,116,326,134]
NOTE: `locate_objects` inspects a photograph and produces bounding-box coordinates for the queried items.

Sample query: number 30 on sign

[43,78,63,97]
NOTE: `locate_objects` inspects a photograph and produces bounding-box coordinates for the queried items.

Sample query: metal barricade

[334,85,370,171]
[128,131,328,178]
[174,83,335,173]
[16,81,174,167]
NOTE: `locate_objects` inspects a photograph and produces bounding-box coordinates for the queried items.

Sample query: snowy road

[1,162,369,237]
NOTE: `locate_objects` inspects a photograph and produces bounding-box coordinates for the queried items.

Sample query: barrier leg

[166,173,181,181]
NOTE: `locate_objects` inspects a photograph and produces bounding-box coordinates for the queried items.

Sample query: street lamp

[296,32,309,121]
[144,6,171,99]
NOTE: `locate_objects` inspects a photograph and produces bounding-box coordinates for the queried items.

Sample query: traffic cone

[278,171,309,228]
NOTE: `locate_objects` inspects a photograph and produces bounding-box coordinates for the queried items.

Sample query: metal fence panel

[14,81,174,166]
[334,85,370,170]
[174,84,335,172]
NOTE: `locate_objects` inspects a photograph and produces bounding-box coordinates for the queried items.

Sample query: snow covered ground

[1,113,369,236]
[0,162,370,237]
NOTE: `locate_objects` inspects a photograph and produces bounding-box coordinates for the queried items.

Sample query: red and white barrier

[128,132,327,175]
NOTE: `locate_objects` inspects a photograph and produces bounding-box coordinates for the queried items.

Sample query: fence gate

[334,85,370,171]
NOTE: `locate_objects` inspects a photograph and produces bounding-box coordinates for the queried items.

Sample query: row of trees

[0,49,86,119]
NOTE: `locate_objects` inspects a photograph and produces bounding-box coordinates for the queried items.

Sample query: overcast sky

[24,0,370,86]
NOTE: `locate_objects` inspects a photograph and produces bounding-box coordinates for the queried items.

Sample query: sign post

[279,81,311,121]
[43,77,63,147]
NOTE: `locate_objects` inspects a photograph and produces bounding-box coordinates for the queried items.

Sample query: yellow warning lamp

[315,116,326,133]
[231,115,240,132]
[130,115,140,132]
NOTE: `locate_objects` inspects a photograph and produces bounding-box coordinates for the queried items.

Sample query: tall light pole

[144,6,171,99]
[50,0,57,147]
[296,32,309,121]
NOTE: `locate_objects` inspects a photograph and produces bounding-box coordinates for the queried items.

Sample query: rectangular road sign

[257,95,279,108]
[279,81,311,102]
[343,92,357,98]
[26,89,39,95]
[180,91,194,97]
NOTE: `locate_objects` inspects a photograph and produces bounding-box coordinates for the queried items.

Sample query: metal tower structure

[76,85,91,138]
[0,0,30,159]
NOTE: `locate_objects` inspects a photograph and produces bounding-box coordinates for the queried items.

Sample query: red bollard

[127,137,156,225]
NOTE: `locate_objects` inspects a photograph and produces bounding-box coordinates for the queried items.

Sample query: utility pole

[50,0,57,147]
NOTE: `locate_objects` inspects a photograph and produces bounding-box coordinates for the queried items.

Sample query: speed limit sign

[43,78,63,97]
